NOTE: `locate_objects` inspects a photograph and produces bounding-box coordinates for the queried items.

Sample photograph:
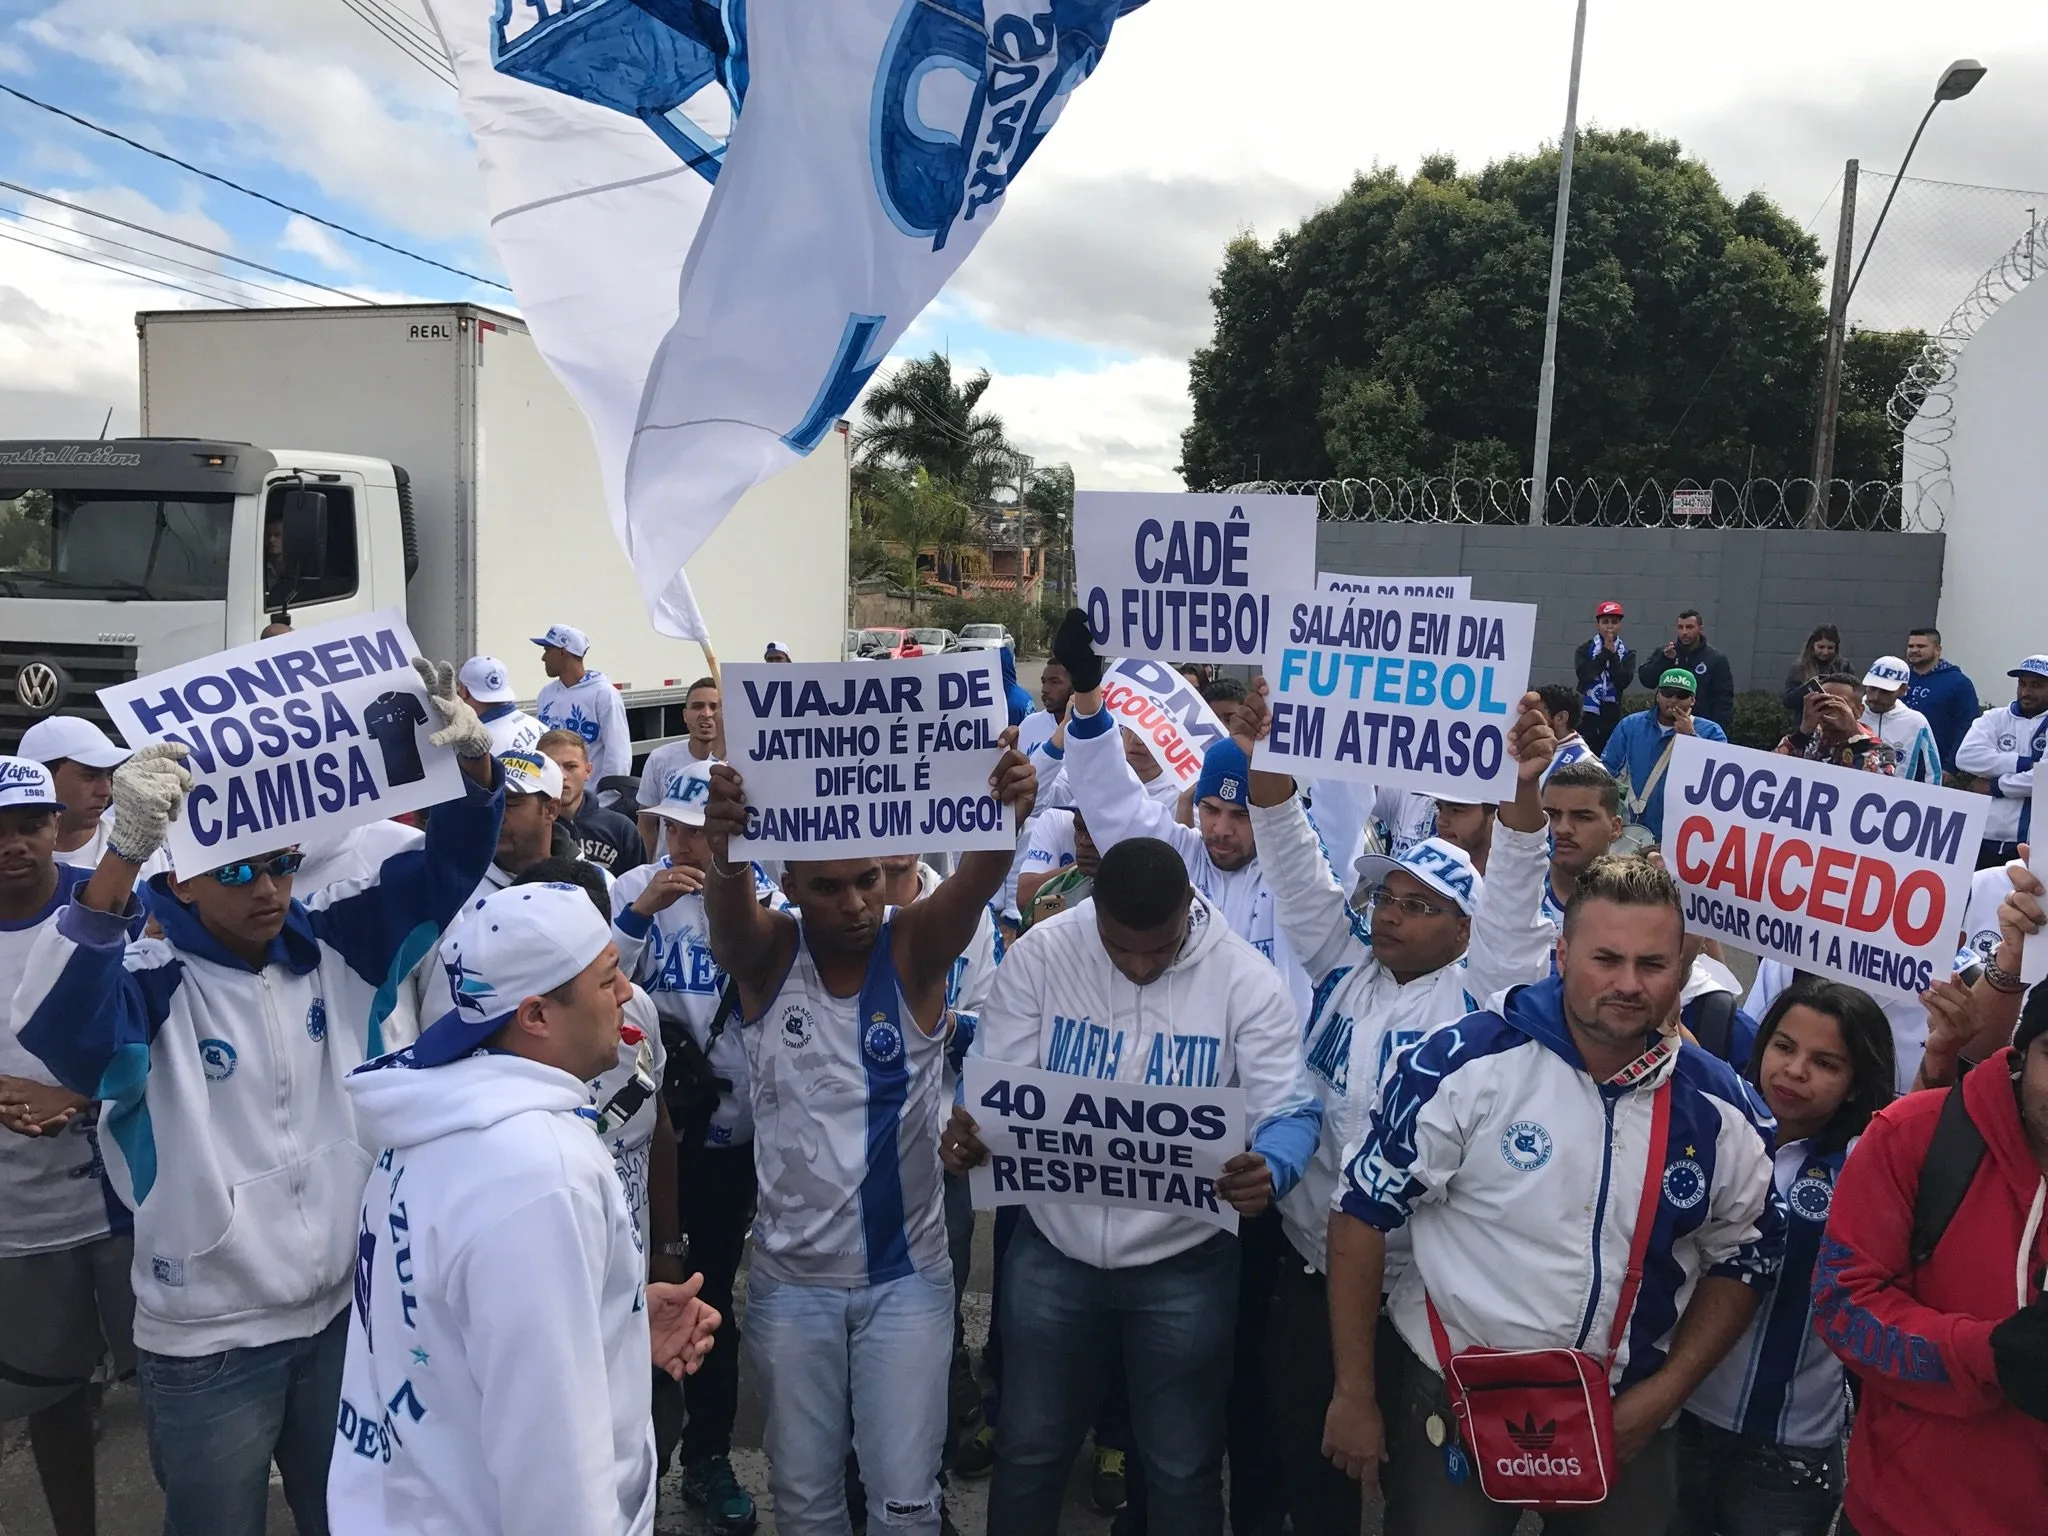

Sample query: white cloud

[278,213,360,273]
[981,357,1193,492]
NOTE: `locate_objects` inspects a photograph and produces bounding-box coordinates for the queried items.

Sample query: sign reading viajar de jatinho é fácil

[725,654,1012,857]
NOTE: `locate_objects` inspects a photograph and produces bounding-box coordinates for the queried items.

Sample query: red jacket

[1812,1052,2048,1536]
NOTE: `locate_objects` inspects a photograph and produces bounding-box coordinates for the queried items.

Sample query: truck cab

[0,438,413,749]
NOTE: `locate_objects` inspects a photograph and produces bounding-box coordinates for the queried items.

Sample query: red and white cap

[1596,601,1624,618]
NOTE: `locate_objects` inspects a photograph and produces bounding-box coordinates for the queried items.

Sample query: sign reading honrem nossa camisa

[98,609,461,874]
[1666,736,1988,1000]
[725,654,1011,857]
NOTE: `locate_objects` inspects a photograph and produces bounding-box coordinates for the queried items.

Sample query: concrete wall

[1935,276,2048,686]
[1316,524,1947,694]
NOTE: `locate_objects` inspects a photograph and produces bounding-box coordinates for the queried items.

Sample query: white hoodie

[1246,792,1554,1272]
[327,1050,656,1536]
[977,894,1319,1270]
[537,671,633,782]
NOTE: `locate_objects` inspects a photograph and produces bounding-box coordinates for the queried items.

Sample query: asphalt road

[0,1213,1123,1536]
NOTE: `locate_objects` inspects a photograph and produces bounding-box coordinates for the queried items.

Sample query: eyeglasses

[208,851,305,886]
[1655,689,1693,701]
[1367,887,1453,920]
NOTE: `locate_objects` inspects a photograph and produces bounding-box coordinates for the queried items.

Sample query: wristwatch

[655,1239,691,1262]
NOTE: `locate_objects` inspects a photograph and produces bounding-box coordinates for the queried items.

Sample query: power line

[0,225,254,308]
[4,207,340,308]
[0,179,374,303]
[337,0,457,87]
[0,81,509,291]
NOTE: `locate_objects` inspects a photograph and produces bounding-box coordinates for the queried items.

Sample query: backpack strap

[703,977,741,1051]
[1688,990,1736,1064]
[1910,1078,1988,1267]
[1604,1079,1673,1367]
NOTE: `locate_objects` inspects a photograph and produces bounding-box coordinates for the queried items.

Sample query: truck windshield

[0,489,234,600]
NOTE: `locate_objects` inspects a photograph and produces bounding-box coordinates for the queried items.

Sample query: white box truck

[0,302,850,760]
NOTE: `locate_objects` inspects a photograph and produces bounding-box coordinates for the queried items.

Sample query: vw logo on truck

[13,661,63,713]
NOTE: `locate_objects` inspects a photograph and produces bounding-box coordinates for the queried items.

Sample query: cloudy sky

[3,0,2044,490]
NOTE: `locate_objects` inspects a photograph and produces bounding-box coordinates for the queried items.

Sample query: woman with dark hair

[1782,625,1850,715]
[1675,978,1897,1536]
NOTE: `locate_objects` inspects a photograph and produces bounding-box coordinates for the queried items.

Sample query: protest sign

[98,610,461,875]
[2026,779,2048,985]
[1096,657,1229,791]
[1666,736,1989,1001]
[1254,590,1536,799]
[1318,572,1472,600]
[1075,492,1316,664]
[963,1059,1245,1234]
[725,654,1010,857]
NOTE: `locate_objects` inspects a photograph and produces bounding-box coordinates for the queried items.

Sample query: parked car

[857,626,912,658]
[956,623,1015,653]
[907,627,958,653]
[844,629,863,660]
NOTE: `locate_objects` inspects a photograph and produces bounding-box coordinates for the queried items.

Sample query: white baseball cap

[499,749,564,798]
[406,884,614,1066]
[0,756,63,813]
[458,655,517,704]
[18,716,129,769]
[2009,654,2048,680]
[531,624,590,657]
[1862,656,1912,691]
[764,640,790,656]
[648,759,714,826]
[1353,836,1485,917]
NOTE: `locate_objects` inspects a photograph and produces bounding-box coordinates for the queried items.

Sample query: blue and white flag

[428,0,1146,638]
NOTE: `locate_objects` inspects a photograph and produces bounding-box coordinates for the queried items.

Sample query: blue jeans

[1675,1412,1843,1536]
[989,1215,1239,1536]
[136,1308,348,1536]
[746,1264,954,1536]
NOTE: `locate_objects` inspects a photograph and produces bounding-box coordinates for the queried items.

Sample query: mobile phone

[1952,947,1986,985]
[1800,677,1826,698]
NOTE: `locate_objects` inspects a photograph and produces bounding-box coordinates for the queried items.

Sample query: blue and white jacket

[1341,976,1782,1390]
[1954,702,2048,844]
[14,775,503,1357]
[1686,1136,1853,1448]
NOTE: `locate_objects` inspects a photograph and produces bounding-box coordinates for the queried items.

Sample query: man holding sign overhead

[698,721,1035,1536]
[942,837,1317,1536]
[14,657,504,1536]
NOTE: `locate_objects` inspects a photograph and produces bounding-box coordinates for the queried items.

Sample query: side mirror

[280,489,328,580]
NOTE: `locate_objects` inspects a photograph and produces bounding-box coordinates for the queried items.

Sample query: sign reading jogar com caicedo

[1254,589,1536,800]
[97,609,462,875]
[1073,492,1317,664]
[1666,737,1987,1000]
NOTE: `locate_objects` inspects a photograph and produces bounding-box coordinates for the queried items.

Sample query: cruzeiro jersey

[745,916,948,1288]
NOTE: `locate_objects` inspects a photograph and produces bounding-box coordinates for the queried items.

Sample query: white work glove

[107,743,192,864]
[412,657,493,760]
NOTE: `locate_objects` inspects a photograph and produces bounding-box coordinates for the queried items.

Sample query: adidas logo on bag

[1505,1413,1557,1451]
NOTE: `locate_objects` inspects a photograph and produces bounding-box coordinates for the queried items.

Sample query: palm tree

[856,353,1013,500]
[879,469,972,616]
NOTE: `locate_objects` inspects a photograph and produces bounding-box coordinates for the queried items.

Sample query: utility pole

[1528,0,1589,527]
[1804,160,1860,529]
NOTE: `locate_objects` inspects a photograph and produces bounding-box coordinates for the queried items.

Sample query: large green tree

[1180,131,1913,497]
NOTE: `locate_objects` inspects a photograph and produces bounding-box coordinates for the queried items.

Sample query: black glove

[1990,1298,2048,1421]
[1051,608,1106,693]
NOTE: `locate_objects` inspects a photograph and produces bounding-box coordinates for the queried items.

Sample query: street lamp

[1527,0,1589,527]
[1804,58,1985,527]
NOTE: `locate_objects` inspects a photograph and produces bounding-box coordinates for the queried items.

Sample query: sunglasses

[1656,688,1694,701]
[209,851,305,886]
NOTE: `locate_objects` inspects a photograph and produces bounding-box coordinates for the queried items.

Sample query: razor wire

[1214,476,1918,531]
[1888,221,2044,536]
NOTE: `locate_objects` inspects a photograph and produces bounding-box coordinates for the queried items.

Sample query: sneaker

[1091,1446,1128,1513]
[680,1455,758,1535]
[953,1423,996,1480]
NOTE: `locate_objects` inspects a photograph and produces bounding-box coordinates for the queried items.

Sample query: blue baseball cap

[1194,739,1250,806]
[1353,836,1484,916]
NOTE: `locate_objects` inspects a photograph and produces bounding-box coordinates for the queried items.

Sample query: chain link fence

[1216,476,1921,531]
[1834,171,2046,336]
